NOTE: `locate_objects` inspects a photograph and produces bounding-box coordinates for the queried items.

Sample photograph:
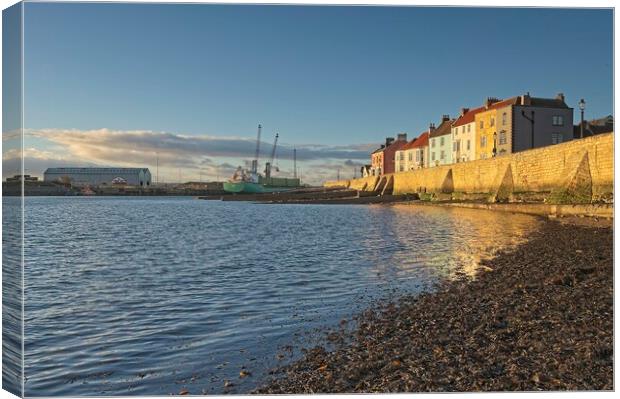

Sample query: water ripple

[18,197,540,396]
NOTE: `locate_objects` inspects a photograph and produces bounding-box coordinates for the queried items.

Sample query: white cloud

[7,128,374,185]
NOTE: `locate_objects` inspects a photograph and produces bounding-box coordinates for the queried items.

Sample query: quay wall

[325,133,613,203]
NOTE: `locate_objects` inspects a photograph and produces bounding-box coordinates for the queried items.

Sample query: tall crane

[251,124,262,174]
[264,133,278,179]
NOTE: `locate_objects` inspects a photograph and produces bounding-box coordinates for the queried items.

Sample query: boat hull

[223,181,300,194]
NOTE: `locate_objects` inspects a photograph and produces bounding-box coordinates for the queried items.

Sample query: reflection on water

[22,197,540,396]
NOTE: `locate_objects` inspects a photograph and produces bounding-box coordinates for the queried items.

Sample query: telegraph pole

[293,148,297,179]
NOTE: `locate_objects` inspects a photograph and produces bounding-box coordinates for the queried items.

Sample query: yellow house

[474,97,519,160]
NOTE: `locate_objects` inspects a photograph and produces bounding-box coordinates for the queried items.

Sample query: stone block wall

[325,133,613,203]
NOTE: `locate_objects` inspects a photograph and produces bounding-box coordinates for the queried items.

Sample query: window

[453,142,457,151]
[440,137,444,146]
[408,152,413,161]
[490,117,495,127]
[502,112,507,125]
[467,124,471,133]
[431,139,435,148]
[399,152,404,161]
[480,120,484,129]
[481,136,487,147]
[431,152,436,161]
[467,140,471,150]
[499,131,507,145]
[416,151,420,162]
[440,150,445,160]
[456,141,461,151]
[399,165,404,172]
[552,133,564,144]
[552,115,564,126]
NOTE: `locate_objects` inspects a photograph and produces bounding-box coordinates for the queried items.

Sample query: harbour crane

[264,133,279,179]
[251,124,262,174]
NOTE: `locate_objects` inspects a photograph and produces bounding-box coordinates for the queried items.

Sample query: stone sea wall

[325,133,613,203]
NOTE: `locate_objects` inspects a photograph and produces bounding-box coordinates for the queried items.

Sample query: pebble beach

[256,216,613,393]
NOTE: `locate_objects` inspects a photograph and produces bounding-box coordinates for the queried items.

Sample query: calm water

[14,197,540,396]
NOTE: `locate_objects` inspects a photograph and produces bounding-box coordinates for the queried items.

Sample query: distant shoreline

[256,217,613,393]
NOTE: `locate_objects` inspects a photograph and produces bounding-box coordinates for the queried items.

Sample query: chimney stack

[460,108,470,116]
[441,114,450,122]
[397,133,407,142]
[556,92,565,102]
[429,123,436,132]
[385,137,394,147]
[521,93,531,106]
[485,97,500,109]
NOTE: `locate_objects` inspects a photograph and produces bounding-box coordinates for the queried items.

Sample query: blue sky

[7,3,615,182]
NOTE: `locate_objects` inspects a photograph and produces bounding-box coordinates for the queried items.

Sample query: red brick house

[370,134,408,176]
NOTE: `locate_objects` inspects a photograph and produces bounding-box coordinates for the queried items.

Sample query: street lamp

[579,99,586,138]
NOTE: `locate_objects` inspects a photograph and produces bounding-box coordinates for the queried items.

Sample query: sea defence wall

[325,133,613,203]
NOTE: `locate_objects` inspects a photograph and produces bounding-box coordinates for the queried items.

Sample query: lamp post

[521,110,535,149]
[579,99,586,138]
[492,132,497,157]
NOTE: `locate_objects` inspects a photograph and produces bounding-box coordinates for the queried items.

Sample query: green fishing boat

[223,174,300,194]
[223,125,301,194]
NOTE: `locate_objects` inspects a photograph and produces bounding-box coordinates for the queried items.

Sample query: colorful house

[395,137,416,172]
[370,146,384,176]
[370,134,408,176]
[398,131,429,171]
[512,93,573,151]
[474,93,573,159]
[428,115,455,167]
[451,106,483,163]
[475,97,520,160]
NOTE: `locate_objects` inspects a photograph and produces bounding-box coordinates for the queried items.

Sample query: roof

[412,132,429,148]
[483,97,520,111]
[453,94,569,128]
[429,118,455,138]
[527,97,570,108]
[386,139,409,152]
[45,167,150,174]
[452,106,486,127]
[371,146,385,155]
[573,120,614,138]
[398,138,416,151]
[401,132,429,150]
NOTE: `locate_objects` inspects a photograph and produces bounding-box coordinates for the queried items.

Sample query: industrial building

[43,167,152,187]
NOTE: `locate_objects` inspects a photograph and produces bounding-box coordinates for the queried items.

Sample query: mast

[265,133,278,179]
[293,148,297,179]
[251,124,262,174]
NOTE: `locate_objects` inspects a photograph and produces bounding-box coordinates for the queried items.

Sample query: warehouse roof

[45,167,150,174]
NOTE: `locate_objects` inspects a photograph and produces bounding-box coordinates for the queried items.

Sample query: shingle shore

[255,218,613,393]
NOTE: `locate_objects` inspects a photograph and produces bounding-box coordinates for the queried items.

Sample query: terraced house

[475,93,573,159]
[396,131,429,171]
[428,115,454,167]
[512,93,573,151]
[451,106,483,163]
[475,97,520,160]
[370,134,408,176]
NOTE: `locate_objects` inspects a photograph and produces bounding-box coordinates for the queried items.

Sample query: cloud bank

[3,128,375,184]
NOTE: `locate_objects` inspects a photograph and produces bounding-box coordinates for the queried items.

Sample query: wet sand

[256,217,613,393]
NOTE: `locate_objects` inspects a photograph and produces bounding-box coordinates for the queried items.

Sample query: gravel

[255,218,613,393]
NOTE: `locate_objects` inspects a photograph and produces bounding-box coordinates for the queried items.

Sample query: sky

[3,2,614,184]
